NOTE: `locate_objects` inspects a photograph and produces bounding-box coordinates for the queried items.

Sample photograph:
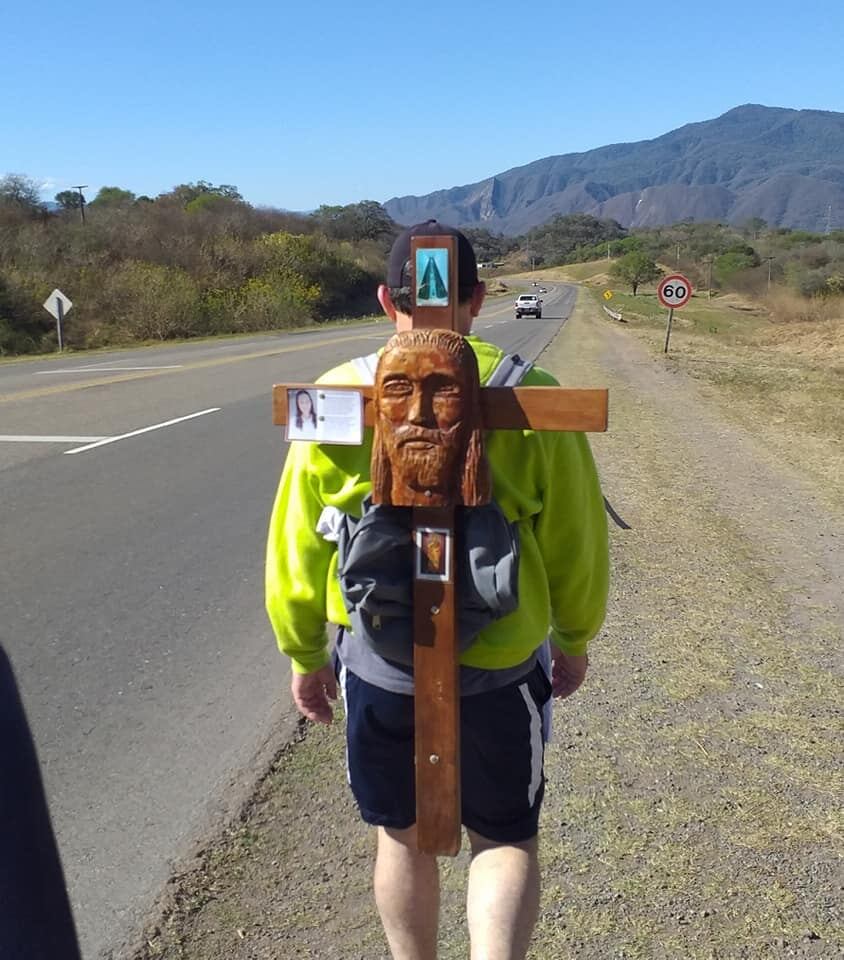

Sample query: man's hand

[551,649,588,699]
[291,664,338,724]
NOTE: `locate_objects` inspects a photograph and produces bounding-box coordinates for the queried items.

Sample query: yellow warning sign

[603,290,613,301]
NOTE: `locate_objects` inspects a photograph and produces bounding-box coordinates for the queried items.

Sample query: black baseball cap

[386,220,479,289]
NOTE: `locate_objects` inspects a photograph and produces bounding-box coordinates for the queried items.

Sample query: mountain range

[383,105,844,235]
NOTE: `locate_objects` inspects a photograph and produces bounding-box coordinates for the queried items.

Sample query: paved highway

[0,281,576,958]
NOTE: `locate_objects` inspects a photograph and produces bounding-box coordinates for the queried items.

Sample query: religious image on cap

[415,248,449,306]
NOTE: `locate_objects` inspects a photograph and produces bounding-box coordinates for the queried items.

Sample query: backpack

[336,498,519,665]
[326,349,534,665]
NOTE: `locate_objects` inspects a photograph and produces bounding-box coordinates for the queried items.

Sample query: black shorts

[338,663,551,844]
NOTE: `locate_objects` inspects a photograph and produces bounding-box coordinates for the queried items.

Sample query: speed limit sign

[658,274,692,308]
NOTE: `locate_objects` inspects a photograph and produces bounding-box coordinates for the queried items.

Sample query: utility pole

[763,256,775,292]
[607,241,611,262]
[72,185,87,224]
[676,242,681,266]
[704,256,713,299]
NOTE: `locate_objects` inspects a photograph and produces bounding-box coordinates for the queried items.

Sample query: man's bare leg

[466,830,540,960]
[374,825,440,960]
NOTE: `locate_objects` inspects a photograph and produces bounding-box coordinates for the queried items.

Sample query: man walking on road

[266,221,609,959]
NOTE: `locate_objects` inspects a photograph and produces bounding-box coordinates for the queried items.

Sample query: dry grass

[567,276,844,507]
[764,289,844,326]
[519,262,616,287]
[485,278,514,297]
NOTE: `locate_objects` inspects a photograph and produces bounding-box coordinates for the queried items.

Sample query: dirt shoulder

[136,290,843,960]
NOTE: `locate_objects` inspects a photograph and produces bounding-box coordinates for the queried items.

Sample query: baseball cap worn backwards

[387,220,479,290]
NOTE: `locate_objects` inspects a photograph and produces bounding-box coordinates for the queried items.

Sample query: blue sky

[2,0,842,212]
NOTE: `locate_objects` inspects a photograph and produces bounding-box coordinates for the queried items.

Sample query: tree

[0,174,43,211]
[461,228,517,264]
[89,186,136,208]
[313,201,395,242]
[525,214,626,266]
[161,181,243,207]
[610,251,662,295]
[55,190,83,210]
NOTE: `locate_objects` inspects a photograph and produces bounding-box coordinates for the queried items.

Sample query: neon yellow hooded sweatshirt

[266,336,609,676]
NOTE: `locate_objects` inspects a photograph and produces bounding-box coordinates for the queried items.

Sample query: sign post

[658,274,692,353]
[42,289,73,352]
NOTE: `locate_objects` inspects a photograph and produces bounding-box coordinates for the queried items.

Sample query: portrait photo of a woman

[287,389,318,441]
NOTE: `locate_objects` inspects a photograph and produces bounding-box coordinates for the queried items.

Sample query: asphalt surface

[0,281,576,958]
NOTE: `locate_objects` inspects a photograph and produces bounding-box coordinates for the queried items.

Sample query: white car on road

[515,294,542,319]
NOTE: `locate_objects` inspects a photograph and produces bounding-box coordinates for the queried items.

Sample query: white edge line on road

[63,408,221,455]
[0,435,110,443]
[35,365,183,375]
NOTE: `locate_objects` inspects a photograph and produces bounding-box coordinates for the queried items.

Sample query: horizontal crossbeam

[273,385,608,433]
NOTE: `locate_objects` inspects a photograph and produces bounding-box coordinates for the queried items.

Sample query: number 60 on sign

[658,274,692,308]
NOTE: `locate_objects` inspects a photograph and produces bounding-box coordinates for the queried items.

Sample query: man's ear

[470,281,486,317]
[377,285,397,322]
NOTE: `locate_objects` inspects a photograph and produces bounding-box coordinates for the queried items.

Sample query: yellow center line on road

[0,331,387,405]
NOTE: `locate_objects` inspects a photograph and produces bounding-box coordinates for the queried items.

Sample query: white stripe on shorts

[338,662,351,785]
[518,681,544,807]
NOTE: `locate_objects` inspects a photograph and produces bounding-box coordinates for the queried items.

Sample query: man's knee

[377,824,438,865]
[466,828,538,859]
[379,824,418,849]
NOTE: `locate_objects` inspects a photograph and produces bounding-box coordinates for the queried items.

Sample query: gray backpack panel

[337,499,519,666]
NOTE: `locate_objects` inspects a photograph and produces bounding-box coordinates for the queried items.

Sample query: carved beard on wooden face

[371,330,490,507]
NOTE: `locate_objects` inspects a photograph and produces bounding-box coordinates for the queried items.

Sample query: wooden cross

[273,236,607,856]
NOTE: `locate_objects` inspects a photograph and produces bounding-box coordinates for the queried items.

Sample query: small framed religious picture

[415,247,450,307]
[415,527,451,582]
[285,387,364,444]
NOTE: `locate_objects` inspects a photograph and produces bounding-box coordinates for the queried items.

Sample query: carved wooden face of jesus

[371,329,490,507]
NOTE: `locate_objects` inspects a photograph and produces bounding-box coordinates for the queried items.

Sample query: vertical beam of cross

[412,506,460,854]
[405,235,463,855]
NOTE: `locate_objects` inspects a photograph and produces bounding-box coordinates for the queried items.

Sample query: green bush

[714,246,760,284]
[231,272,320,331]
[0,269,54,354]
[100,261,202,342]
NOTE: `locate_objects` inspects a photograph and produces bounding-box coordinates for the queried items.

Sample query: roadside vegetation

[3,175,843,358]
[509,213,844,302]
[0,176,395,354]
[525,258,843,508]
